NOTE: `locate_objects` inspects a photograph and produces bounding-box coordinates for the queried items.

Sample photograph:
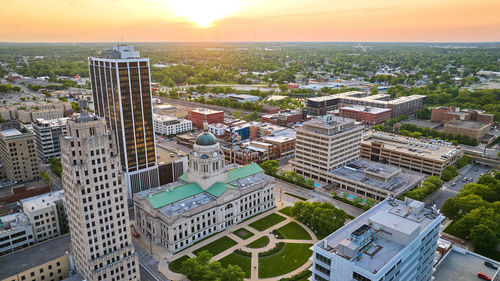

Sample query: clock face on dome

[193,152,198,158]
[213,152,218,158]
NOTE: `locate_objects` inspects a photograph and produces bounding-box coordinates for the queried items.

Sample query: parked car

[463,177,467,182]
[469,177,473,181]
[484,261,499,270]
[477,272,492,280]
[475,167,479,171]
[451,182,456,187]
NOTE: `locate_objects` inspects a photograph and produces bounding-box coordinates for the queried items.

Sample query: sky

[1,0,500,42]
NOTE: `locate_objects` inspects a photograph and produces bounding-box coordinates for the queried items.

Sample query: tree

[260,160,279,176]
[370,86,378,96]
[290,201,348,238]
[180,251,245,281]
[49,157,62,177]
[232,110,242,120]
[470,224,497,252]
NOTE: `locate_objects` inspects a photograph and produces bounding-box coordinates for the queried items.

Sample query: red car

[477,272,491,280]
[133,233,140,238]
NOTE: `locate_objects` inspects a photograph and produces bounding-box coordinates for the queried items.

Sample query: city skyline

[1,0,499,42]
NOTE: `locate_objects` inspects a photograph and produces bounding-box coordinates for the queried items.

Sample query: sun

[167,0,247,28]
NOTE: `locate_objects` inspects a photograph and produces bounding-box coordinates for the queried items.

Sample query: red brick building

[261,109,307,128]
[0,182,51,205]
[338,106,392,125]
[186,108,225,128]
[431,106,494,124]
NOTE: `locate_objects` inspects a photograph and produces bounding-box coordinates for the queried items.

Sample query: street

[134,241,170,281]
[40,164,63,190]
[428,163,491,209]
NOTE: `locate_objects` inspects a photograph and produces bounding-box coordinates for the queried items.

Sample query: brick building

[430,106,494,124]
[443,120,491,141]
[261,109,307,127]
[187,108,225,128]
[339,105,392,125]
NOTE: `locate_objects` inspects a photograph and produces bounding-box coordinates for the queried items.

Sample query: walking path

[154,206,318,281]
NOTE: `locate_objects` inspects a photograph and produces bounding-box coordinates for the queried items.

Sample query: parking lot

[434,250,499,281]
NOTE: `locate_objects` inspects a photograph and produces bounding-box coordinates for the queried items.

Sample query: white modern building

[208,123,227,137]
[60,110,139,281]
[0,212,34,256]
[226,93,260,103]
[312,197,443,281]
[153,114,192,136]
[32,117,69,161]
[20,190,68,242]
[133,123,275,253]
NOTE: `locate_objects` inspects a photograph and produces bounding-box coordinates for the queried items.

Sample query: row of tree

[290,201,349,239]
[404,176,443,201]
[179,251,246,281]
[399,123,478,146]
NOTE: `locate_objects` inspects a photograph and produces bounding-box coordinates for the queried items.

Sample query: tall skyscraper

[60,106,139,281]
[88,45,158,196]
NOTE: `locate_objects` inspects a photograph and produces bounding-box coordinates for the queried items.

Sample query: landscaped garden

[193,236,237,257]
[258,243,313,278]
[219,251,252,278]
[232,227,254,240]
[279,206,292,217]
[247,236,270,248]
[249,213,286,231]
[275,222,312,240]
[169,255,190,273]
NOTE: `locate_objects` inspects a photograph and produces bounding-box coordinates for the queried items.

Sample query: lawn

[232,228,254,240]
[276,222,312,240]
[169,255,190,273]
[219,252,252,278]
[193,236,237,257]
[285,192,307,201]
[279,206,292,217]
[249,213,286,231]
[247,236,270,248]
[258,243,313,278]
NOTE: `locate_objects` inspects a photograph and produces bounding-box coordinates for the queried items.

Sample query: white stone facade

[153,114,192,136]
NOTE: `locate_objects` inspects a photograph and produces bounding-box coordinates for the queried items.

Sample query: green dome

[195,132,218,146]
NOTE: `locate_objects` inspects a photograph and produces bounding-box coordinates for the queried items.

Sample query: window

[353,272,371,281]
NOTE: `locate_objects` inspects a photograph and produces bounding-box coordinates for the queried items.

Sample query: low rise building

[260,134,296,157]
[153,114,192,136]
[0,121,40,183]
[312,197,442,281]
[361,131,463,176]
[32,117,69,161]
[0,181,51,205]
[20,190,68,243]
[261,109,307,127]
[187,108,224,128]
[226,93,260,103]
[0,234,72,281]
[431,106,494,124]
[176,133,197,148]
[339,105,392,125]
[222,145,260,165]
[443,119,491,141]
[0,212,34,256]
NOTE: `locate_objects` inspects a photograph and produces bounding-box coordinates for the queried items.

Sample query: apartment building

[153,114,192,136]
[60,111,139,281]
[361,131,463,176]
[0,121,40,183]
[339,106,392,125]
[0,212,34,256]
[312,197,442,281]
[187,108,224,128]
[32,117,69,161]
[20,190,68,242]
[291,115,363,183]
[0,234,72,281]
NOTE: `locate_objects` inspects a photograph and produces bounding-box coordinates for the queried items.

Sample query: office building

[0,212,34,256]
[291,115,363,183]
[60,110,139,281]
[443,120,491,141]
[187,108,224,128]
[261,109,307,127]
[0,121,40,183]
[32,117,69,161]
[339,106,392,125]
[88,45,159,195]
[20,190,68,242]
[312,197,442,281]
[153,114,192,136]
[133,124,275,253]
[431,106,494,124]
[307,91,425,118]
[361,131,463,176]
[0,234,72,281]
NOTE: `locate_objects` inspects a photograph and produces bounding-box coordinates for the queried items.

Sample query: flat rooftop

[363,131,462,161]
[0,128,22,137]
[299,116,359,136]
[190,108,224,114]
[434,250,499,281]
[0,234,70,280]
[330,159,424,195]
[445,120,491,129]
[0,212,30,233]
[317,198,441,275]
[156,145,186,164]
[340,105,392,114]
[20,190,64,211]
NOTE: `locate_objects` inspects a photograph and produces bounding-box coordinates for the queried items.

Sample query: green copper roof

[206,182,236,198]
[147,182,203,209]
[195,132,217,146]
[227,163,263,183]
[178,173,188,182]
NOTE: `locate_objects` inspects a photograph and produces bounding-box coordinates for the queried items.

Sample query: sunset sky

[2,0,500,42]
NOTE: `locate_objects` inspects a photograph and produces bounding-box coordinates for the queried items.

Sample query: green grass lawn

[232,228,254,240]
[247,236,270,248]
[279,206,292,217]
[169,255,190,273]
[285,192,307,201]
[258,243,313,278]
[219,252,252,278]
[276,222,312,240]
[193,236,237,257]
[278,269,312,281]
[249,213,286,231]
